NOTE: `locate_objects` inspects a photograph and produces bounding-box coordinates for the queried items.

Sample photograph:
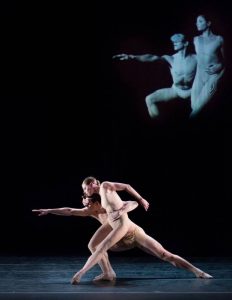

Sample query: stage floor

[0,255,231,299]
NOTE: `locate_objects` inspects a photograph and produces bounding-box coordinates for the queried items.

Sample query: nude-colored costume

[191,35,225,112]
[112,228,137,250]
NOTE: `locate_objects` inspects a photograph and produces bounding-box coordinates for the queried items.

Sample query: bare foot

[71,271,83,285]
[196,270,213,279]
[93,272,116,282]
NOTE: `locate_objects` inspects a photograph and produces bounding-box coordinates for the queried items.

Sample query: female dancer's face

[196,15,209,32]
[82,183,94,197]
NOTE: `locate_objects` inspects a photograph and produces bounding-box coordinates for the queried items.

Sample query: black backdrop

[1,0,232,257]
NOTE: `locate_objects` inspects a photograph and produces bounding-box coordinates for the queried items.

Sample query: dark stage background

[1,1,232,258]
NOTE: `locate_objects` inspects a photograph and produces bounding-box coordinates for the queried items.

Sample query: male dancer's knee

[88,241,97,253]
[96,240,112,253]
[145,93,158,107]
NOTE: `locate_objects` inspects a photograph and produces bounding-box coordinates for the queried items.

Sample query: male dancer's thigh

[149,87,178,102]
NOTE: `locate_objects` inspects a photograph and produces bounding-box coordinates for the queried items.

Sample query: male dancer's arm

[32,207,91,217]
[32,201,138,219]
[113,53,160,62]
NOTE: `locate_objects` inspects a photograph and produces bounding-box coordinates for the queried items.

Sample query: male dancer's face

[82,197,92,207]
[170,34,187,52]
[172,40,186,51]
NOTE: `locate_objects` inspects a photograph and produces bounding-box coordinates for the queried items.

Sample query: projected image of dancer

[190,14,225,117]
[113,33,197,118]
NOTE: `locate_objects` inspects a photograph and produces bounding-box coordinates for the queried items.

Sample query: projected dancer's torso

[190,14,225,117]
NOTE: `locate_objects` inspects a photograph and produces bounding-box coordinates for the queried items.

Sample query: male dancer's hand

[109,201,138,222]
[32,209,49,216]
